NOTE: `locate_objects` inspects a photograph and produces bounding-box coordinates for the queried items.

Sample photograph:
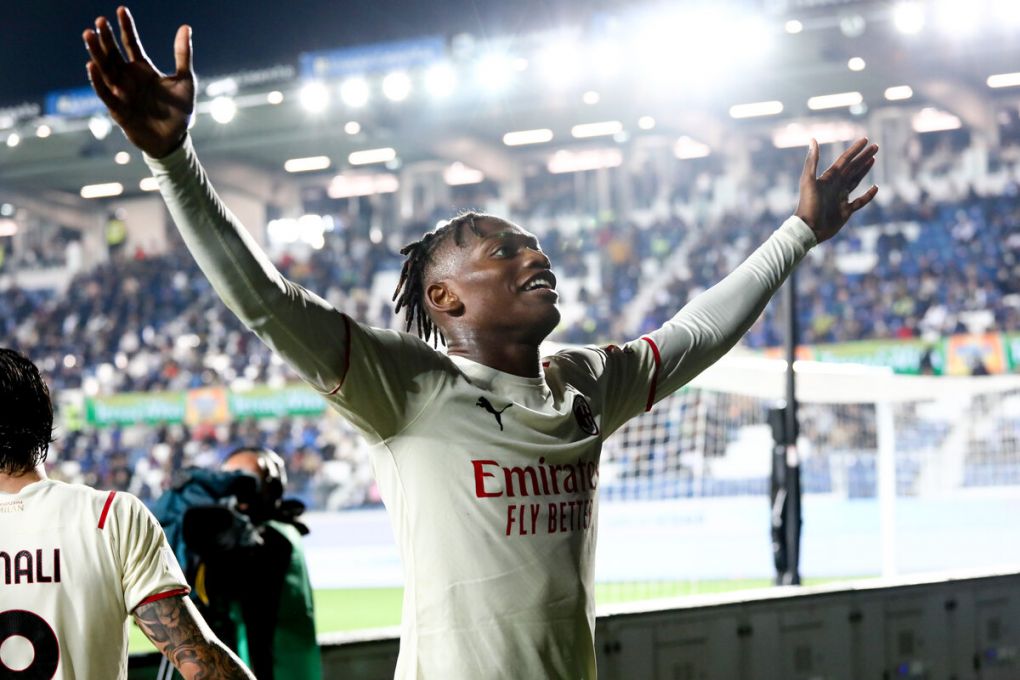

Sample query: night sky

[1,0,600,108]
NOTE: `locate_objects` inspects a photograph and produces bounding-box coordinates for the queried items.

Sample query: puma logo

[475,397,512,430]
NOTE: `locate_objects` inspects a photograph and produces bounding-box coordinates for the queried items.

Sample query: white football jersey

[147,135,815,678]
[0,480,189,679]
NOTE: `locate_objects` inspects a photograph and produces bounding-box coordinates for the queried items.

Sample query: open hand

[84,6,195,158]
[795,138,879,243]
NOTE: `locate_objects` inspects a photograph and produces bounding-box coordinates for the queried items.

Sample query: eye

[492,244,515,257]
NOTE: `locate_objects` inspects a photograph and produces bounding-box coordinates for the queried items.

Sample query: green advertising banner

[229,385,327,419]
[806,337,936,375]
[85,384,325,427]
[86,391,187,427]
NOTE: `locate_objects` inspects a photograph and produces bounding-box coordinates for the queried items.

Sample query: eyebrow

[484,230,540,249]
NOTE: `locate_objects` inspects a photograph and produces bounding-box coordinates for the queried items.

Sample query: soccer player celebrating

[84,7,878,678]
[0,348,255,680]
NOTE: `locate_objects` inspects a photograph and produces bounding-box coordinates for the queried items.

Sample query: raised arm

[597,139,878,433]
[651,138,879,393]
[133,595,255,680]
[84,7,350,392]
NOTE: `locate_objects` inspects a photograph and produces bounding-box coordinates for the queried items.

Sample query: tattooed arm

[133,596,255,680]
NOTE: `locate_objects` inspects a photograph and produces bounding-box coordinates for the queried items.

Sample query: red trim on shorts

[134,587,191,611]
[98,490,116,529]
[327,314,353,396]
[640,336,662,412]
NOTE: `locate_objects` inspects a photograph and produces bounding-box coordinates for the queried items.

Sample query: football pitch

[127,578,854,654]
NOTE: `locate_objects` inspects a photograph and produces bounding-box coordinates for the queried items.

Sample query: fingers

[83,28,122,94]
[174,24,193,77]
[800,138,819,183]
[848,185,879,213]
[117,6,150,64]
[828,137,869,176]
[86,61,125,114]
[845,156,876,194]
[96,16,125,67]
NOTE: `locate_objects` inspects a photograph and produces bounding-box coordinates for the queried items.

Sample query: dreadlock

[392,211,488,346]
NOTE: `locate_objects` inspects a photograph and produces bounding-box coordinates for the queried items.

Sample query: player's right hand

[84,6,195,159]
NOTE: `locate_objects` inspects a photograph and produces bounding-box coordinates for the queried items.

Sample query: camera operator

[155,448,321,679]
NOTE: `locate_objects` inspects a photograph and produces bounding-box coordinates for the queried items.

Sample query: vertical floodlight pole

[772,270,803,585]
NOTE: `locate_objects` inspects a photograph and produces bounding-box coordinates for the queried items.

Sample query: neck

[0,466,46,494]
[445,332,543,378]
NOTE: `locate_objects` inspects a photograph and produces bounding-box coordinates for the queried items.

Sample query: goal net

[594,354,1020,599]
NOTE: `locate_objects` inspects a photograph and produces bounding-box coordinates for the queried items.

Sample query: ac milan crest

[572,394,599,436]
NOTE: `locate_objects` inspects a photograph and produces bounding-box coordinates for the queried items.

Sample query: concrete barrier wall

[128,568,1020,679]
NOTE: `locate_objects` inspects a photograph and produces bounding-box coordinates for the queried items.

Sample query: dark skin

[85,6,879,379]
[133,596,255,680]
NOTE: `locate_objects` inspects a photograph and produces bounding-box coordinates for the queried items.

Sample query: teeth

[525,277,552,291]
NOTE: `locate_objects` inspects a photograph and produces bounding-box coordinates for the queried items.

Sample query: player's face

[441,218,561,343]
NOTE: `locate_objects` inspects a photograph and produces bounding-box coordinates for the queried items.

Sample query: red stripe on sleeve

[98,490,116,530]
[327,314,353,396]
[640,336,662,412]
[133,587,191,611]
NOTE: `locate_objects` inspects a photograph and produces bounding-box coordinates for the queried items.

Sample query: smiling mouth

[520,272,558,292]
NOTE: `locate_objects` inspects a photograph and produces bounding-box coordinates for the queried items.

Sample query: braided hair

[392,211,488,346]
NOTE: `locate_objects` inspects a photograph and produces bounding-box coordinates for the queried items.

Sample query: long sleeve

[648,215,816,394]
[144,135,349,393]
[565,216,816,437]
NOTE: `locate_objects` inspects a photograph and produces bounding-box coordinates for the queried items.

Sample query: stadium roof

[1,0,1019,226]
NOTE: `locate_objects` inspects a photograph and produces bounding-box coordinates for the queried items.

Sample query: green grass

[128,578,867,654]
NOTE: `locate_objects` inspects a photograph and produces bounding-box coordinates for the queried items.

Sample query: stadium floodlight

[382,71,412,102]
[807,91,863,110]
[987,72,1020,89]
[0,203,13,217]
[344,121,361,135]
[114,151,131,165]
[536,43,582,88]
[884,85,914,101]
[88,115,112,140]
[674,136,711,160]
[729,100,783,119]
[139,177,160,192]
[547,148,622,174]
[443,162,485,186]
[210,96,237,124]
[582,91,600,106]
[348,147,396,165]
[266,90,284,105]
[327,173,399,199]
[848,57,866,72]
[5,133,19,148]
[772,121,862,148]
[340,77,371,108]
[284,156,331,173]
[839,14,867,38]
[912,107,962,133]
[80,182,124,199]
[424,63,456,98]
[934,0,982,36]
[785,19,803,34]
[476,53,516,92]
[892,1,925,35]
[0,218,16,237]
[571,121,623,138]
[590,41,623,78]
[502,129,553,146]
[35,124,51,138]
[990,0,1020,27]
[638,116,656,130]
[299,81,330,113]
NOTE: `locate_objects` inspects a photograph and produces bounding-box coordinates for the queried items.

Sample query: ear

[425,281,464,317]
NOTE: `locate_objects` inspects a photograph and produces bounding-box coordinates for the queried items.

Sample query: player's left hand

[795,137,879,243]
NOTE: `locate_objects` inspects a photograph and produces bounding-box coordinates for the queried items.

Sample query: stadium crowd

[3,147,1019,510]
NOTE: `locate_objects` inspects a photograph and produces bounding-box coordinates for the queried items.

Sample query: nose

[524,246,551,269]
